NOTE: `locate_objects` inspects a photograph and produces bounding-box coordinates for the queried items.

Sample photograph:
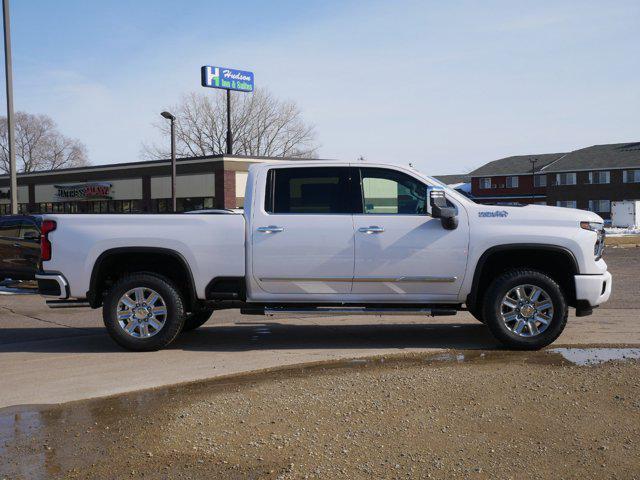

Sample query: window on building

[153,197,214,213]
[556,173,577,185]
[623,169,640,183]
[534,175,547,187]
[505,176,519,188]
[588,200,611,213]
[360,168,427,215]
[556,200,577,209]
[266,167,351,214]
[480,178,492,189]
[588,171,610,184]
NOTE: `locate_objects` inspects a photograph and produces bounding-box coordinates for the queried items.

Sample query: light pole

[529,158,538,202]
[2,0,17,215]
[161,111,176,212]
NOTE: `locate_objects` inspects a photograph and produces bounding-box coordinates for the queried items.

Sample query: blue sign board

[201,66,254,92]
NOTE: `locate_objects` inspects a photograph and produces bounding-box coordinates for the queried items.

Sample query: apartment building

[469,142,640,220]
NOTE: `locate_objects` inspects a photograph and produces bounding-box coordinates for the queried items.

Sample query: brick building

[0,154,289,215]
[469,142,640,220]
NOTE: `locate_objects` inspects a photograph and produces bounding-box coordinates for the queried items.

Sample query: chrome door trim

[354,276,457,283]
[256,225,285,233]
[358,226,385,234]
[258,276,457,283]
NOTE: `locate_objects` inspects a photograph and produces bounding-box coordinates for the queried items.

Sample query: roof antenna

[357,155,365,162]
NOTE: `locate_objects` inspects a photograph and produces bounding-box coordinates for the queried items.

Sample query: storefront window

[152,197,215,213]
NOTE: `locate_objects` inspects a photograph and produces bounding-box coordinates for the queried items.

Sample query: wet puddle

[549,347,640,366]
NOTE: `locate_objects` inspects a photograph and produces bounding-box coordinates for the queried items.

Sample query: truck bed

[42,214,246,299]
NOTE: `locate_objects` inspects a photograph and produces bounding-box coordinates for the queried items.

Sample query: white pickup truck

[36,161,611,351]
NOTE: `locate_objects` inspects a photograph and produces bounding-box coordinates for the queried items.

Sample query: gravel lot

[1,351,639,479]
[0,248,639,479]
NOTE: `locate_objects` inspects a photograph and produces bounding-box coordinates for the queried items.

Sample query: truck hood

[468,204,603,227]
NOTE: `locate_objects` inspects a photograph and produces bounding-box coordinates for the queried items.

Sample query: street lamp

[529,158,538,202]
[2,0,17,215]
[161,111,176,212]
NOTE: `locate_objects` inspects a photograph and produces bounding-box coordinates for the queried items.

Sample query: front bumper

[574,271,612,307]
[35,272,70,299]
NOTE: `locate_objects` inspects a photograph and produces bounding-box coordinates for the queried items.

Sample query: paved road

[0,249,638,409]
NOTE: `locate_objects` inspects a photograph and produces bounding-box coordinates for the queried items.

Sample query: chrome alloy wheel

[500,284,554,337]
[116,287,167,338]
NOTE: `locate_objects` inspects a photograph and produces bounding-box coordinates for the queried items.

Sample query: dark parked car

[0,215,41,282]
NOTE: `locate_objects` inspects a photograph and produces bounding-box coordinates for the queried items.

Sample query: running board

[261,306,457,316]
[46,300,91,308]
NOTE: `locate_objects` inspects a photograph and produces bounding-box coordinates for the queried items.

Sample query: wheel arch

[88,247,198,309]
[466,244,579,311]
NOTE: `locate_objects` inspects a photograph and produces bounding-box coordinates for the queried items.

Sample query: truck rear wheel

[482,269,568,350]
[103,273,185,351]
[182,309,214,332]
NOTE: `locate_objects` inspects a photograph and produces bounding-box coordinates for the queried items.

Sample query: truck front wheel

[482,269,568,349]
[103,273,185,351]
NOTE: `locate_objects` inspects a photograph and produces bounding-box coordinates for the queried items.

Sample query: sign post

[201,66,254,155]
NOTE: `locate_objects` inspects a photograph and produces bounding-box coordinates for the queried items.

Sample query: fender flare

[87,247,198,308]
[466,243,579,309]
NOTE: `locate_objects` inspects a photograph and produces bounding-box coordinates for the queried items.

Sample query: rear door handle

[358,226,385,234]
[257,225,284,234]
[12,243,21,248]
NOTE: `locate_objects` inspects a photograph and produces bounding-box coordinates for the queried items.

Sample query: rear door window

[266,167,351,214]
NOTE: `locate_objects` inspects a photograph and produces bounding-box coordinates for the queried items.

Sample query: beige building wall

[0,186,29,204]
[235,172,248,198]
[150,173,215,199]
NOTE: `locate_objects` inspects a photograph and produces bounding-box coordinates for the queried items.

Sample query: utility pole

[529,158,538,202]
[226,89,232,154]
[2,0,17,214]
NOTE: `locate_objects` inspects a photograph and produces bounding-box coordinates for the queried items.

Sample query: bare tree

[0,112,89,173]
[143,88,318,159]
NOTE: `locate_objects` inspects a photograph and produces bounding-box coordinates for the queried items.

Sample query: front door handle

[358,226,385,234]
[257,225,284,234]
[12,243,21,248]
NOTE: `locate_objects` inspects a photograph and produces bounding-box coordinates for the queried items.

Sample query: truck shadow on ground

[0,322,501,353]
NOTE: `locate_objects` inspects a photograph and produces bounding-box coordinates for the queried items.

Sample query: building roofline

[0,154,328,180]
[470,164,640,177]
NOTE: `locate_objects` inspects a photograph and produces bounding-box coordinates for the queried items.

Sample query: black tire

[482,269,568,350]
[182,308,214,332]
[103,273,185,351]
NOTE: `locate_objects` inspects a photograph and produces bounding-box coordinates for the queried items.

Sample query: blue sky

[2,0,639,174]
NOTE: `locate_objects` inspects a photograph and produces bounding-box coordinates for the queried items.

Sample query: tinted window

[0,218,20,238]
[20,220,39,240]
[267,167,351,214]
[360,168,427,215]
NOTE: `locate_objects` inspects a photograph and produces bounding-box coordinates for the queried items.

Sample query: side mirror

[429,189,458,230]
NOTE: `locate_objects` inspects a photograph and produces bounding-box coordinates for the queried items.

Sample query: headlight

[580,221,605,259]
[580,221,603,231]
